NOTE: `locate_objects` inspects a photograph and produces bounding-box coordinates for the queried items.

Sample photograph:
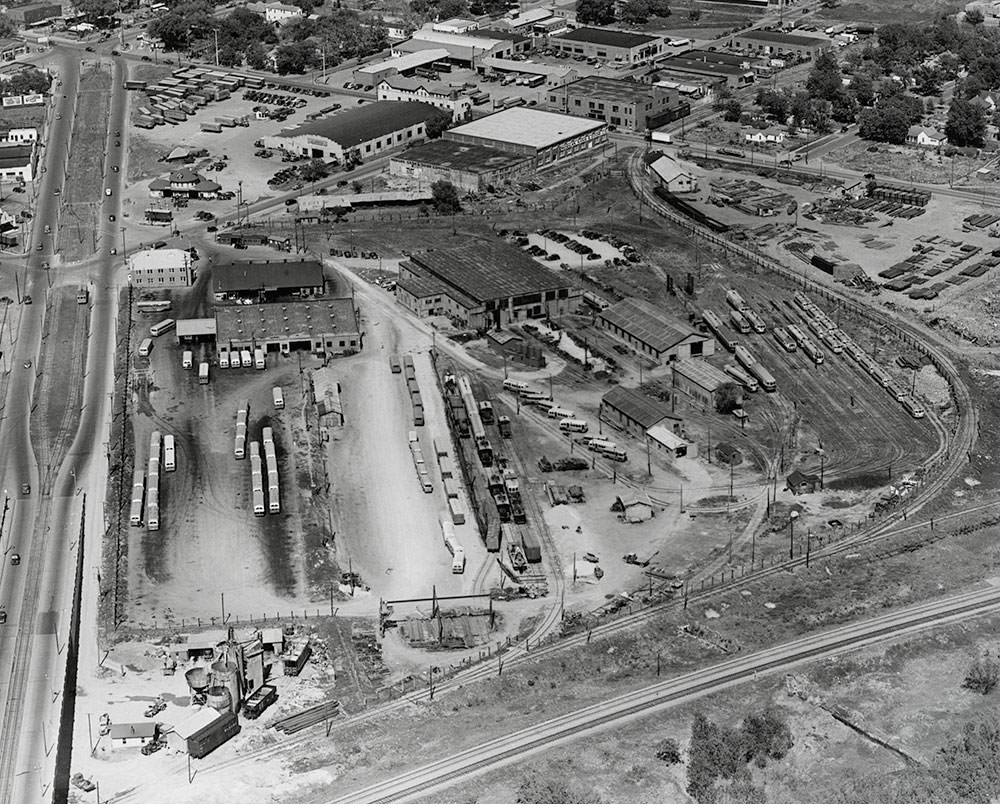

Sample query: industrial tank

[205,686,232,714]
[211,661,242,714]
[185,667,210,696]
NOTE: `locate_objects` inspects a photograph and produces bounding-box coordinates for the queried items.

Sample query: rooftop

[275,101,439,148]
[213,259,324,294]
[297,189,432,211]
[734,29,829,47]
[599,297,703,354]
[447,107,604,150]
[503,8,553,25]
[410,27,505,49]
[128,247,190,271]
[646,423,687,449]
[560,75,663,103]
[108,723,158,740]
[175,318,217,338]
[215,298,359,341]
[170,709,222,740]
[0,143,32,169]
[679,48,754,66]
[480,56,575,77]
[553,26,661,49]
[391,138,529,172]
[656,56,751,77]
[408,242,573,303]
[672,357,731,391]
[601,386,680,429]
[356,49,450,76]
[397,274,447,298]
[649,154,691,183]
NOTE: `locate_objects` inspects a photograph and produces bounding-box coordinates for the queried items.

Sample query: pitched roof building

[213,259,325,301]
[600,386,681,439]
[598,298,714,363]
[148,167,221,199]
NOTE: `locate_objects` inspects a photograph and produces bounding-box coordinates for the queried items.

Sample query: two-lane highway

[0,49,128,802]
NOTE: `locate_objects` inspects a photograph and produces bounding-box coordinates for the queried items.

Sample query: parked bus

[182,350,193,369]
[525,73,545,87]
[198,362,210,383]
[272,386,284,409]
[136,300,172,313]
[597,443,627,462]
[163,434,176,472]
[254,347,265,370]
[547,406,574,419]
[138,338,153,357]
[219,350,230,369]
[559,418,589,433]
[150,318,176,337]
[76,287,89,304]
[503,379,529,394]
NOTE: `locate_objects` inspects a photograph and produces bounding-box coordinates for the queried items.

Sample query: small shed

[787,469,819,495]
[647,423,694,459]
[612,493,654,523]
[259,627,284,654]
[108,722,158,747]
[166,708,222,751]
[715,442,743,466]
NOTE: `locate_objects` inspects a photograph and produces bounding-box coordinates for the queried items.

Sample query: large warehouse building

[353,49,450,84]
[727,30,830,59]
[397,242,580,329]
[262,101,439,163]
[213,259,325,303]
[443,108,607,168]
[598,298,714,363]
[216,299,360,358]
[389,139,530,192]
[548,27,664,64]
[546,76,690,132]
[127,248,194,287]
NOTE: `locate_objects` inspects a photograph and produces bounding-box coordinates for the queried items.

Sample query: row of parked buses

[700,308,777,393]
[792,292,926,419]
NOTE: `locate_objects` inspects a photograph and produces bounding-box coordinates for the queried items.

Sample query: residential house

[906,125,945,148]
[648,154,697,194]
[744,126,786,145]
[787,469,820,495]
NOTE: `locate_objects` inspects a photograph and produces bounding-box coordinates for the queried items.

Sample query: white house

[376,77,472,122]
[744,126,786,145]
[906,125,945,148]
[261,2,302,23]
[648,154,697,194]
[0,126,37,145]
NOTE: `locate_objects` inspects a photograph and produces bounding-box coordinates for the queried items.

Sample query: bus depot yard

[81,163,975,801]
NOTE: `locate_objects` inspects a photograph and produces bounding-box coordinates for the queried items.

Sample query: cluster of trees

[431,179,461,214]
[515,777,605,804]
[832,715,1000,804]
[686,709,793,804]
[2,67,51,96]
[576,0,669,26]
[148,1,388,74]
[409,0,508,21]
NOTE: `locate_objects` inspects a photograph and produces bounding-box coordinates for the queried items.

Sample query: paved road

[324,585,1000,804]
[0,48,127,802]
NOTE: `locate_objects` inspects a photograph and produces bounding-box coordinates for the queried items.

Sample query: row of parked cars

[245,89,307,108]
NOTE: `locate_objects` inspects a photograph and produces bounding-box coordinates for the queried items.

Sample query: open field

[58,65,111,262]
[815,0,963,24]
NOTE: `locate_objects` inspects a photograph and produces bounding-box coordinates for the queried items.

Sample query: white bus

[163,434,176,472]
[138,338,153,357]
[597,444,627,462]
[182,350,193,369]
[198,362,209,384]
[254,347,265,370]
[150,318,176,337]
[559,418,589,433]
[272,386,284,409]
[587,438,618,453]
[547,406,575,419]
[219,350,230,369]
[503,379,528,393]
[240,349,252,368]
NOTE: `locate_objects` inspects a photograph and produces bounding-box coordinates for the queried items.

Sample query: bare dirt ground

[58,65,111,262]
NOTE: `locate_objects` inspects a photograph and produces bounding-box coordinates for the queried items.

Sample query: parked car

[10,553,19,565]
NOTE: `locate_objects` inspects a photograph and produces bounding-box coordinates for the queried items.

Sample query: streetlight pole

[212,29,220,66]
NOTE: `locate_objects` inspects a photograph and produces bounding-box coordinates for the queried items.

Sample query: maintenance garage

[599,298,714,363]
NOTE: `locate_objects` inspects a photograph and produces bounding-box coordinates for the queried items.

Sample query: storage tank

[205,685,232,714]
[211,661,242,714]
[185,667,210,696]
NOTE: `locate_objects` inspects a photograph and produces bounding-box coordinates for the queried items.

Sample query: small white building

[744,126,786,145]
[906,125,945,148]
[431,17,479,34]
[108,722,158,748]
[376,77,472,122]
[128,248,194,287]
[0,126,37,145]
[261,1,302,23]
[646,423,695,459]
[648,154,696,194]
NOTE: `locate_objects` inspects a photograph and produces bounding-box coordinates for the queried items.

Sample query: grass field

[817,0,963,24]
[58,66,111,262]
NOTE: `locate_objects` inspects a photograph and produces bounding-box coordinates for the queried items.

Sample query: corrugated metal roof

[602,386,679,429]
[646,423,686,449]
[599,298,701,355]
[672,358,730,391]
[275,101,438,149]
[213,259,323,293]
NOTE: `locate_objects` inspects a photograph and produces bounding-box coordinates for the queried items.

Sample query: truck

[243,684,277,719]
[186,711,241,759]
[254,347,265,370]
[138,338,153,357]
[497,415,512,438]
[182,350,193,369]
[240,349,252,368]
[200,122,223,133]
[272,386,284,409]
[282,640,312,676]
[198,362,209,384]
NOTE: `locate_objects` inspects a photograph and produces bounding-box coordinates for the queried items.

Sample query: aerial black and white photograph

[2,0,1000,801]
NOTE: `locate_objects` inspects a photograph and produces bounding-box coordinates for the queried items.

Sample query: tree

[831,90,858,124]
[714,383,742,415]
[964,653,1000,694]
[245,40,269,70]
[7,68,51,95]
[72,0,118,21]
[516,777,605,804]
[945,97,987,147]
[148,0,214,51]
[0,14,16,39]
[688,6,701,21]
[966,7,985,26]
[912,65,942,96]
[755,88,789,121]
[655,737,681,764]
[300,159,330,183]
[806,51,843,101]
[858,106,910,143]
[431,179,461,214]
[575,0,615,25]
[848,73,875,106]
[721,99,742,122]
[740,708,793,768]
[621,0,653,24]
[939,718,1000,802]
[274,41,317,74]
[425,108,452,139]
[437,0,468,18]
